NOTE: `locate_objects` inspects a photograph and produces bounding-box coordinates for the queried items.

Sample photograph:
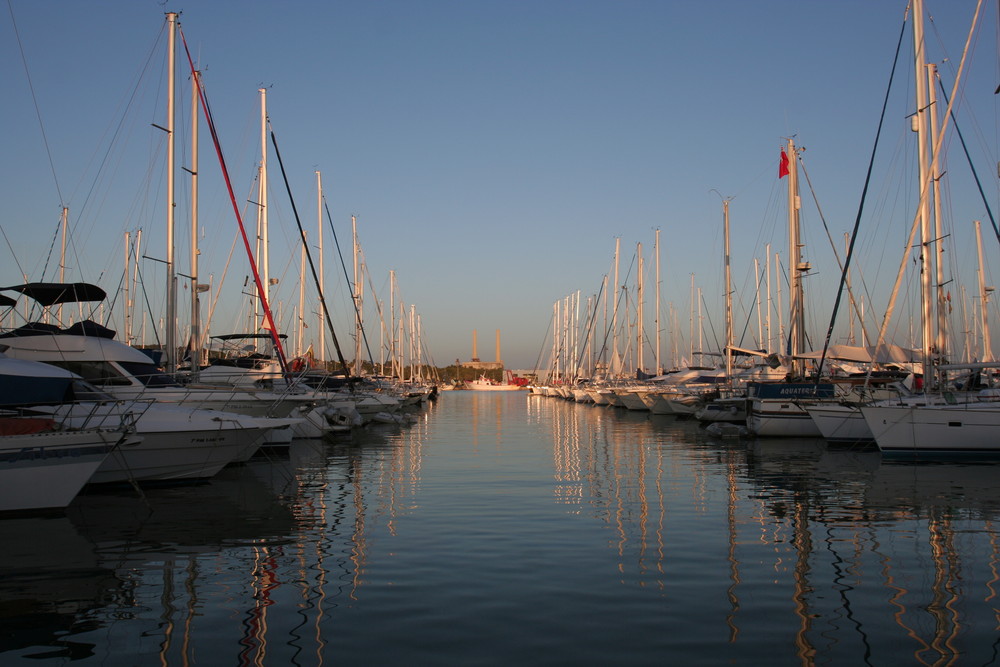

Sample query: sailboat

[694,199,789,426]
[850,0,998,456]
[799,343,919,445]
[745,138,838,437]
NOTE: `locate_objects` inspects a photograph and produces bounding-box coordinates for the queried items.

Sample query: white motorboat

[0,356,141,511]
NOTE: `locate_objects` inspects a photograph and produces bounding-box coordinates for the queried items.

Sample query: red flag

[778,150,789,179]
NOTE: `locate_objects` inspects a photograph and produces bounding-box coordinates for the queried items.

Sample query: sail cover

[794,343,921,364]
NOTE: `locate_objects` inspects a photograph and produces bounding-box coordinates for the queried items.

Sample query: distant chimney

[496,329,501,364]
[471,329,479,362]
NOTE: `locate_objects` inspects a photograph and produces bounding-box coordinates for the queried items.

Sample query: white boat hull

[640,392,674,414]
[40,403,267,483]
[806,404,873,444]
[617,391,650,411]
[0,427,134,511]
[862,404,1000,456]
[747,399,823,437]
[468,383,524,391]
[92,424,262,483]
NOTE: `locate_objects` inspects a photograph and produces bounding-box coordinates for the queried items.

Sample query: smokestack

[496,329,501,364]
[472,329,478,361]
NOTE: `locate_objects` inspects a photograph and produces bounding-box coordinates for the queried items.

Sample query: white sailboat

[857,0,996,456]
[864,399,1000,457]
[746,138,833,438]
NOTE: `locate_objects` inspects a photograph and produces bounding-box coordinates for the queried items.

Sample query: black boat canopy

[2,282,107,306]
[212,333,288,341]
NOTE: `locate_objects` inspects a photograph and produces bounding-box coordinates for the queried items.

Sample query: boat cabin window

[117,361,181,388]
[48,360,133,387]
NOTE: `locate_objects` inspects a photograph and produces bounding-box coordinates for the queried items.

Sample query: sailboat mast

[926,62,949,362]
[637,242,644,374]
[553,301,561,382]
[975,220,993,360]
[316,171,325,363]
[377,304,385,375]
[259,88,270,314]
[670,303,678,367]
[133,231,142,343]
[297,230,307,357]
[576,292,582,375]
[697,286,703,365]
[845,234,854,345]
[57,206,67,324]
[775,250,784,357]
[390,269,396,378]
[612,237,620,375]
[911,0,935,385]
[352,215,362,375]
[251,88,268,351]
[165,12,178,373]
[395,299,403,379]
[189,69,202,380]
[409,304,416,381]
[654,229,661,375]
[755,257,763,350]
[766,243,772,353]
[866,0,977,389]
[559,294,576,380]
[601,275,608,372]
[587,294,594,376]
[124,232,131,342]
[785,137,806,377]
[417,314,423,381]
[724,198,733,379]
[689,274,695,362]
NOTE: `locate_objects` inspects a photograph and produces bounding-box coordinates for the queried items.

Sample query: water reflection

[5,394,1000,664]
[743,437,1000,665]
[539,397,1000,664]
[0,515,110,660]
[0,399,434,666]
[533,396,713,591]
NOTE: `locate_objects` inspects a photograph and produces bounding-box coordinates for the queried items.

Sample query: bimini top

[1,282,107,306]
[212,333,288,341]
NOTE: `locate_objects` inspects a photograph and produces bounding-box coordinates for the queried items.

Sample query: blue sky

[2,1,998,371]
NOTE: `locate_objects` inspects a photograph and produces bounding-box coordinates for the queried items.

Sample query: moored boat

[0,356,141,511]
[862,401,1000,457]
[467,372,526,391]
[745,381,837,438]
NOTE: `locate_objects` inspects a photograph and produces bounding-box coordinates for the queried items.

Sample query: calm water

[4,391,1000,665]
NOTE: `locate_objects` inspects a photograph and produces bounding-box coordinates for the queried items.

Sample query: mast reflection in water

[3,392,1000,665]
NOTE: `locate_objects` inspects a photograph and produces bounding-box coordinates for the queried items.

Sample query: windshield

[48,360,133,386]
[117,361,181,388]
[70,380,114,402]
